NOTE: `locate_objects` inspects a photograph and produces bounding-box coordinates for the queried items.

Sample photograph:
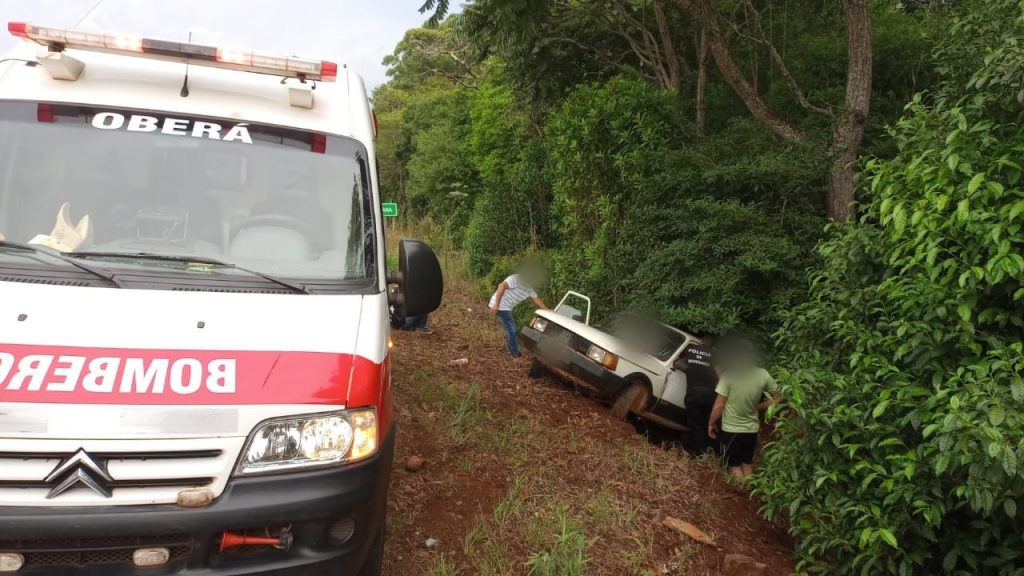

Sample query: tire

[527,359,546,379]
[610,381,648,420]
[357,521,384,576]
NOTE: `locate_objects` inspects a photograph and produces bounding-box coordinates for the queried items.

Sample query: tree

[419,0,451,26]
[677,0,872,221]
[755,2,1024,572]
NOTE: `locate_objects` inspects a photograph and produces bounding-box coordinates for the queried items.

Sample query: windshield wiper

[0,241,126,288]
[67,251,311,294]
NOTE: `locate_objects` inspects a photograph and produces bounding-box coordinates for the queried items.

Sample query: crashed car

[519,292,708,431]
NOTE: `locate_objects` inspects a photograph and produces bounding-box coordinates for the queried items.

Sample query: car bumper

[0,428,395,576]
[520,326,627,399]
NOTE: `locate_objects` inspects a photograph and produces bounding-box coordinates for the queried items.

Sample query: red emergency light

[7,21,338,82]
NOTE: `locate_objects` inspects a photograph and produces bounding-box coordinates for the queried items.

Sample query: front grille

[0,449,220,490]
[0,534,191,570]
[0,437,243,507]
[543,323,594,355]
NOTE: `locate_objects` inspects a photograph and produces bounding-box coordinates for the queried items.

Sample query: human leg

[404,315,428,329]
[735,433,758,479]
[685,397,713,454]
[497,310,521,356]
[720,431,757,480]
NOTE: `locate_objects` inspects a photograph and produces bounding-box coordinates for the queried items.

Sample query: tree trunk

[680,0,807,144]
[826,0,872,222]
[696,28,709,138]
[653,0,682,89]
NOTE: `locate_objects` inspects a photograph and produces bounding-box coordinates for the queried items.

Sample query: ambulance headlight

[236,409,377,474]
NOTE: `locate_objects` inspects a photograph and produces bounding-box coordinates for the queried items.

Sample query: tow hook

[218,528,293,552]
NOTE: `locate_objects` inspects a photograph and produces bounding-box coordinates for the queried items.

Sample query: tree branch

[653,0,682,88]
[675,0,808,144]
[740,0,834,118]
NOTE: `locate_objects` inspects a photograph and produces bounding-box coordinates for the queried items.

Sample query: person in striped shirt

[489,265,550,357]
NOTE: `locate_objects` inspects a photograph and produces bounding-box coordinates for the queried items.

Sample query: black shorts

[719,431,758,467]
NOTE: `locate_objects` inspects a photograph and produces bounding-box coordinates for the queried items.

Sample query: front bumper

[520,326,627,399]
[0,429,395,575]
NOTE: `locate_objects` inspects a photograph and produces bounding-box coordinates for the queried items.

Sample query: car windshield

[601,313,687,361]
[0,102,374,288]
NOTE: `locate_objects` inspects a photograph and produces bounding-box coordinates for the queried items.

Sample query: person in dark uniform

[680,337,719,455]
[389,285,431,333]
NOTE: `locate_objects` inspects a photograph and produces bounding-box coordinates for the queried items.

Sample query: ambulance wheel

[528,359,546,379]
[357,521,384,576]
[611,381,648,420]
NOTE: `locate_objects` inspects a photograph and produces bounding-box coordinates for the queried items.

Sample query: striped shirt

[488,274,537,312]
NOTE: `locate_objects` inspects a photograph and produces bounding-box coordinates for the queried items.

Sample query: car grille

[543,323,594,355]
[0,437,245,506]
[0,534,191,570]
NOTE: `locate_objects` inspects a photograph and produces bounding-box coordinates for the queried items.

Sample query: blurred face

[520,262,547,288]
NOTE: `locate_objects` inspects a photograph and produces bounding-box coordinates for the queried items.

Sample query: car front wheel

[611,381,648,420]
[527,359,546,379]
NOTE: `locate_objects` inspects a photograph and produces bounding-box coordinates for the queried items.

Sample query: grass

[526,505,589,576]
[621,442,666,489]
[622,533,654,574]
[385,506,416,542]
[492,475,529,525]
[425,553,458,576]
[462,521,514,576]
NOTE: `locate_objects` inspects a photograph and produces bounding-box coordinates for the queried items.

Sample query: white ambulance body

[0,22,441,576]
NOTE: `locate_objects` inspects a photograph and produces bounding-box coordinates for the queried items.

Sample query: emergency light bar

[7,21,338,82]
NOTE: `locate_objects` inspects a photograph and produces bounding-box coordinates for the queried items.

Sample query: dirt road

[381,272,793,575]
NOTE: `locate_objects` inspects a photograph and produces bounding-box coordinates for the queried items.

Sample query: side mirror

[389,239,443,318]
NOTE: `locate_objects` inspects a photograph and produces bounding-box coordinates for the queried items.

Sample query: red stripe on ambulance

[0,343,383,406]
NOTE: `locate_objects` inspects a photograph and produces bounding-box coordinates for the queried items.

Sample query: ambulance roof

[0,42,374,143]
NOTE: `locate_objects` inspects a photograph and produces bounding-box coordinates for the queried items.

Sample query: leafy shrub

[545,78,824,333]
[464,79,548,276]
[755,4,1024,573]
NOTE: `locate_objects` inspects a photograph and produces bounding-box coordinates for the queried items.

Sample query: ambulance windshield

[0,102,375,291]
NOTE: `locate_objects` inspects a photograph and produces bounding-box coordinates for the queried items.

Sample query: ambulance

[0,21,443,575]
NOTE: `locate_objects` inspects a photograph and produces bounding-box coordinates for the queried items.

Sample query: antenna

[180,31,191,97]
[76,0,105,27]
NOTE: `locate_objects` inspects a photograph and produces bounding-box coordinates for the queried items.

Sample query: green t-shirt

[714,367,778,434]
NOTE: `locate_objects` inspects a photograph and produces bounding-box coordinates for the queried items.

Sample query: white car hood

[536,309,667,376]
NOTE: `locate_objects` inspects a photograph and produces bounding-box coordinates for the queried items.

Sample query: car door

[655,342,693,410]
[554,291,592,325]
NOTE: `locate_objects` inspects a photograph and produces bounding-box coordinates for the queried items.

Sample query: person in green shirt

[707,335,780,480]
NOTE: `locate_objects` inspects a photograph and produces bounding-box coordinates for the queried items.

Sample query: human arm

[757,371,781,412]
[707,393,727,439]
[757,392,781,412]
[531,295,550,311]
[490,281,508,314]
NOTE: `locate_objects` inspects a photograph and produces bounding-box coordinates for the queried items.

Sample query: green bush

[464,79,547,276]
[545,78,824,333]
[754,4,1024,573]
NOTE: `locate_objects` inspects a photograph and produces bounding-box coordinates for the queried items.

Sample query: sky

[0,0,443,90]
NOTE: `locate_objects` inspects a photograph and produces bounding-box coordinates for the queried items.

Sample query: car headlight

[532,317,549,332]
[586,345,618,370]
[236,408,377,475]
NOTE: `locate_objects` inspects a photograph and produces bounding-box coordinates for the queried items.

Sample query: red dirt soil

[382,279,794,575]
